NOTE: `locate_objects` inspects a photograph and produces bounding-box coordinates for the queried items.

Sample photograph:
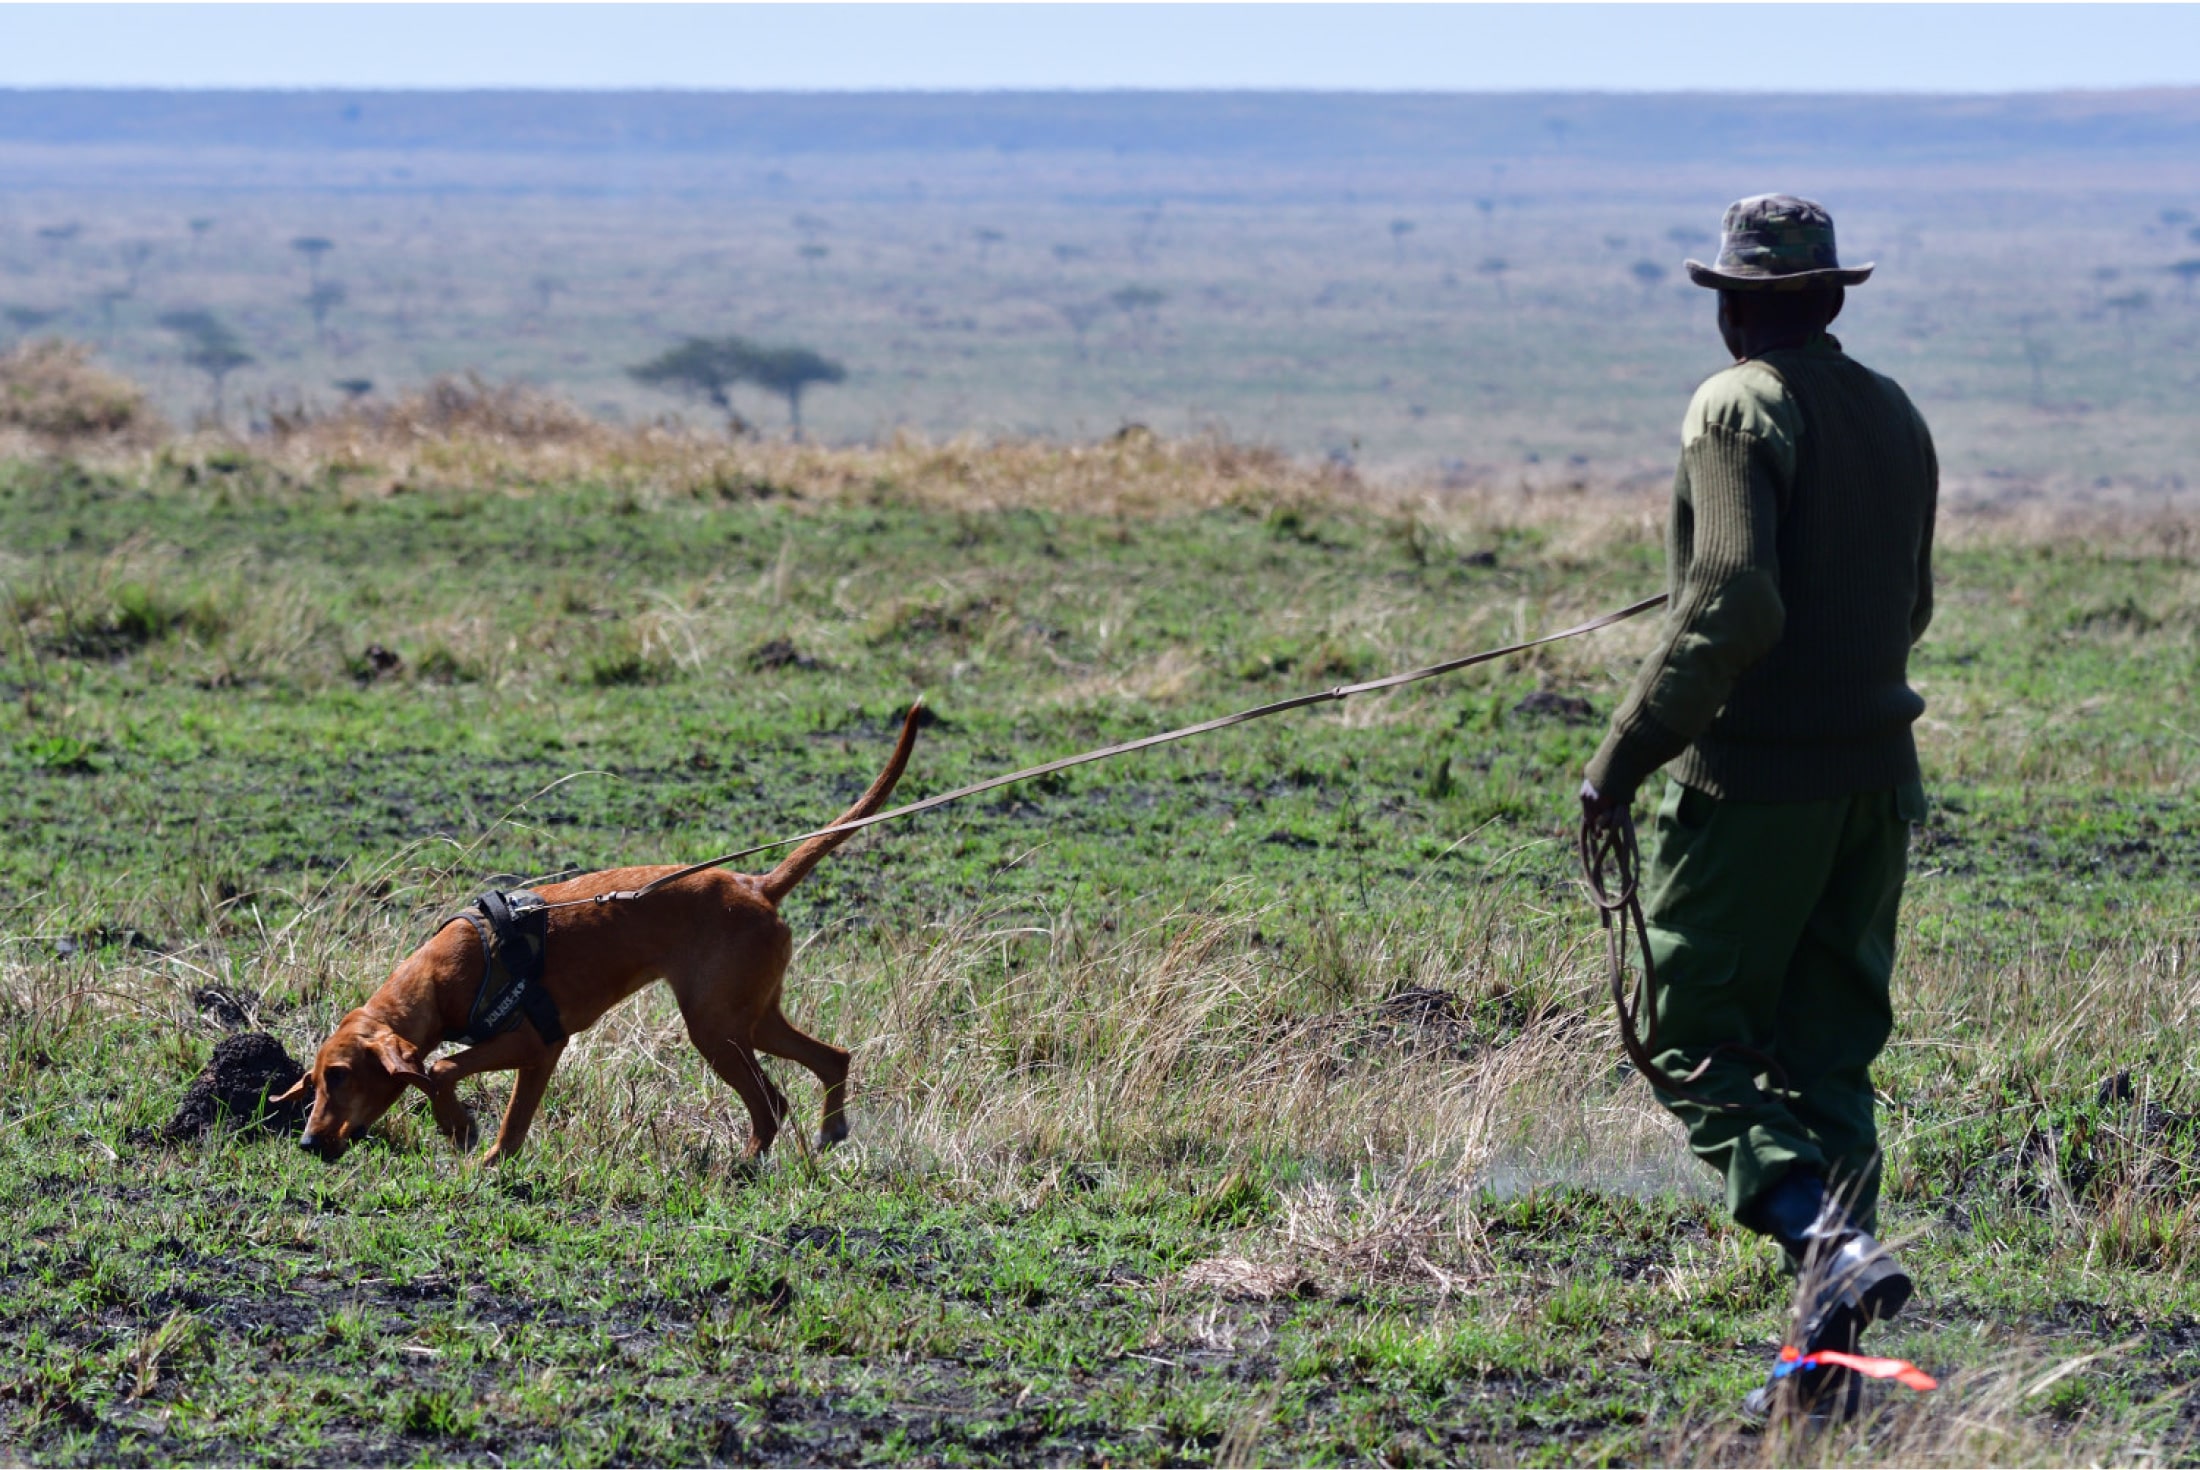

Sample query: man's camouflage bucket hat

[1685,194,1875,291]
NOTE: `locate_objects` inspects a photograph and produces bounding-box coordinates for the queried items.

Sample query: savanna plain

[3,341,2200,1467]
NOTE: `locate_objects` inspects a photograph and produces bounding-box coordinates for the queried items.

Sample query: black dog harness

[445,889,565,1047]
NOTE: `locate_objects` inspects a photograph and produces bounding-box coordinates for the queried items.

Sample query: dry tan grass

[236,378,1356,516]
[0,339,166,453]
[12,350,2192,565]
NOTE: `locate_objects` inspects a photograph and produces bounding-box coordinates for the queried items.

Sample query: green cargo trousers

[1638,776,1927,1232]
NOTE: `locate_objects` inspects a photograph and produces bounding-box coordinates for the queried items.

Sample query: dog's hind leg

[675,1003,786,1159]
[754,1005,853,1148]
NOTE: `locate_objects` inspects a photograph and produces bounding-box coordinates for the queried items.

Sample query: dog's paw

[818,1119,850,1150]
[430,1096,480,1150]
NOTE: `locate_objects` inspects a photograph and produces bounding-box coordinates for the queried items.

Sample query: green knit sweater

[1585,336,1937,804]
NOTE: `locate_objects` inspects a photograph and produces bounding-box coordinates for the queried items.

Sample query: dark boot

[1739,1171,1912,1423]
[1742,1331,1864,1424]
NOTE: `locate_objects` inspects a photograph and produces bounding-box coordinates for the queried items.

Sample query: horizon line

[3,83,2197,99]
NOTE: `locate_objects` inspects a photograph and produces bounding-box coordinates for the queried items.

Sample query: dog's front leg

[426,1031,543,1154]
[427,1084,479,1150]
[484,1053,563,1165]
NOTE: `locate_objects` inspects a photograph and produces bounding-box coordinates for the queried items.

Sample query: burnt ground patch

[1914,792,2200,888]
[0,1145,1770,1468]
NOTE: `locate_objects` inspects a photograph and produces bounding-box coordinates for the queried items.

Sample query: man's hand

[1580,777,1628,832]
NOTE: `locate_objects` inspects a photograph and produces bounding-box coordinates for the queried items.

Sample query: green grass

[5,444,2200,1464]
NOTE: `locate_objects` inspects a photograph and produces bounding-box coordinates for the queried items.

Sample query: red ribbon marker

[1775,1343,1939,1393]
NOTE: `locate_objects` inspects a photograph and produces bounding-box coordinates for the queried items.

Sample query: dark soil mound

[747,637,823,672]
[1513,689,1596,724]
[155,1032,310,1144]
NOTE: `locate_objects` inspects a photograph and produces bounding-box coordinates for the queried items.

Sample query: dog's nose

[299,1132,321,1153]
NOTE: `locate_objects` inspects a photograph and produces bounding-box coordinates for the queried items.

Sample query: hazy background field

[4,88,2200,492]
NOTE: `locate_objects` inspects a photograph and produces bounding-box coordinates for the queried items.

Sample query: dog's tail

[758,701,925,903]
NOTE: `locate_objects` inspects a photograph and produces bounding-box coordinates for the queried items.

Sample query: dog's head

[274,1010,435,1162]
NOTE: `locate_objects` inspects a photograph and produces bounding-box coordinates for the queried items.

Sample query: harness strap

[449,888,565,1048]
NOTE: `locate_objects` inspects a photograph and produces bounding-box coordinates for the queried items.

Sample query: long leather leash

[527,588,1730,1106]
[1578,805,1788,1110]
[566,592,1671,909]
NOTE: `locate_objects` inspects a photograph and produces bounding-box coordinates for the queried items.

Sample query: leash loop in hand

[1579,806,1787,1111]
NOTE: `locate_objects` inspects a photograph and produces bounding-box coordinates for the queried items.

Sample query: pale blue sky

[0,4,2195,92]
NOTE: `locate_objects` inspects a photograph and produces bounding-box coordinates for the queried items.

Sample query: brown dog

[278,706,922,1165]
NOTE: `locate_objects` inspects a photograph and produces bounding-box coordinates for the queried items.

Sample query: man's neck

[1732,328,1827,363]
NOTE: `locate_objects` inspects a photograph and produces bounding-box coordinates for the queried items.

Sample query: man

[1580,194,1936,1418]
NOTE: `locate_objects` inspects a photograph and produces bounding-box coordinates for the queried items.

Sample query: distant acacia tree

[291,236,335,286]
[631,335,844,439]
[1478,256,1512,303]
[629,337,760,430]
[3,306,57,341]
[391,276,422,338]
[1389,218,1415,265]
[2023,337,2053,402]
[530,275,566,314]
[744,345,845,439]
[974,227,1005,266]
[2104,290,2150,349]
[1129,207,1163,265]
[1058,300,1107,360]
[117,241,155,297]
[305,280,348,345]
[797,243,829,278]
[1109,285,1166,321]
[2170,259,2200,302]
[188,217,218,252]
[94,287,130,334]
[2016,313,2056,404]
[333,377,374,402]
[1630,259,1668,299]
[159,308,252,419]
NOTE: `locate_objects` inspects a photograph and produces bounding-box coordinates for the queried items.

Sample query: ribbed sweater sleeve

[1585,420,1790,803]
[1910,417,1938,644]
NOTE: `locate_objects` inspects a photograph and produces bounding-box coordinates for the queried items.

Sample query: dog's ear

[269,1076,311,1105]
[365,1028,436,1094]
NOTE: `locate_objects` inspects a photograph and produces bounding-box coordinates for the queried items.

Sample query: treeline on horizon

[3,87,2199,168]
